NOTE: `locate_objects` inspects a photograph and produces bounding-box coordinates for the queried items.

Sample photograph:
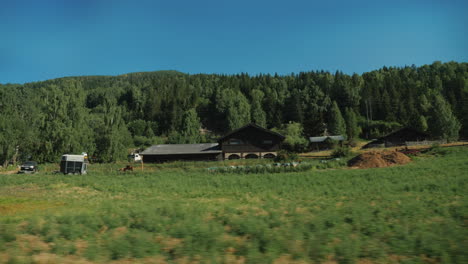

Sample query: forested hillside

[1,62,467,164]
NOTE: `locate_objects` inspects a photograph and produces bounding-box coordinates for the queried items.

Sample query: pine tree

[250,89,267,127]
[284,89,304,123]
[428,94,461,141]
[217,89,251,131]
[303,84,330,136]
[180,108,201,143]
[344,108,360,140]
[328,101,346,136]
[418,116,428,132]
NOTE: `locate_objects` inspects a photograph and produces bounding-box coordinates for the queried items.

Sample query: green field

[0,147,467,264]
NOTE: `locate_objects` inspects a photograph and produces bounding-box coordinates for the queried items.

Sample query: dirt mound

[348,151,412,169]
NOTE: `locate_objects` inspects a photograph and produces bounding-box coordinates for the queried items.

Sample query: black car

[18,161,39,174]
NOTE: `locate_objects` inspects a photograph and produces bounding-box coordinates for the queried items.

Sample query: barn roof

[378,127,430,140]
[217,123,285,142]
[140,143,221,155]
[309,135,345,142]
[361,128,431,149]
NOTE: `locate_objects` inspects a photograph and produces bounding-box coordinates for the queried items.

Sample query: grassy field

[0,147,467,264]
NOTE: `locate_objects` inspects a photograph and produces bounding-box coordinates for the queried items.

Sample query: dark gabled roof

[217,123,285,142]
[378,127,430,140]
[140,143,221,155]
[309,135,345,142]
[362,127,431,149]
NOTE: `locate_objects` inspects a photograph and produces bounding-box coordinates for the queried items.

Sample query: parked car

[18,161,38,174]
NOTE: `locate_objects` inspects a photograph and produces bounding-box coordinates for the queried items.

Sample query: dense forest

[0,61,466,165]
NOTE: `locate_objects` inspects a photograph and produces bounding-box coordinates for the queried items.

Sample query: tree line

[0,62,466,165]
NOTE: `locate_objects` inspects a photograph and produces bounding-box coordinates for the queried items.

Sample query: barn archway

[245,154,259,159]
[228,154,241,160]
[263,153,276,159]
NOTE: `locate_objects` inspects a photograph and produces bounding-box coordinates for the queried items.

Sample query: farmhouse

[363,127,430,148]
[218,123,285,160]
[141,123,285,163]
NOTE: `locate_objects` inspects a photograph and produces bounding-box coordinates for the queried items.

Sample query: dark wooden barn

[218,123,285,160]
[141,123,285,162]
[140,143,222,163]
[363,128,430,148]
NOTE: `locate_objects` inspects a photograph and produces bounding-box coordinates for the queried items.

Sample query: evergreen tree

[250,89,267,127]
[381,90,395,121]
[303,84,330,136]
[428,94,461,141]
[344,108,360,140]
[217,89,251,131]
[284,89,304,123]
[94,96,132,162]
[180,108,201,143]
[328,101,346,136]
[418,116,429,132]
[144,122,156,138]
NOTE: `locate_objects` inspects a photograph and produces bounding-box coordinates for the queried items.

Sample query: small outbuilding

[309,135,345,151]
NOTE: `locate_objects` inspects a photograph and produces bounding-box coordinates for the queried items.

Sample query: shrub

[346,139,358,148]
[133,136,152,148]
[274,150,299,162]
[331,146,352,158]
[425,144,449,156]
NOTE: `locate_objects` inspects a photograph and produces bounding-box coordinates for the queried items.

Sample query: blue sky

[1,0,467,84]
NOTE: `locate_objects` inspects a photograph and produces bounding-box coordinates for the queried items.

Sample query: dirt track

[0,169,19,175]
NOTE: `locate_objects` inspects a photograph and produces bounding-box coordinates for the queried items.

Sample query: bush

[425,144,449,156]
[274,150,299,162]
[331,146,352,158]
[133,136,152,148]
[346,139,358,148]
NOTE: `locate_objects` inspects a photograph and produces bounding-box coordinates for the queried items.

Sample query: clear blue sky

[1,0,467,84]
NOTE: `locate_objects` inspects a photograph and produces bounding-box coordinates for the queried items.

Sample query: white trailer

[60,154,88,174]
[128,153,142,162]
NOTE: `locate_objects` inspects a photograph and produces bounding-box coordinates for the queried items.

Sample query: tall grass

[0,147,467,263]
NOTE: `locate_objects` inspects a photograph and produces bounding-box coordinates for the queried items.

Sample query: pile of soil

[348,151,412,169]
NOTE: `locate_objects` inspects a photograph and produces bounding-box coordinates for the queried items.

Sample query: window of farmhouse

[228,138,243,145]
